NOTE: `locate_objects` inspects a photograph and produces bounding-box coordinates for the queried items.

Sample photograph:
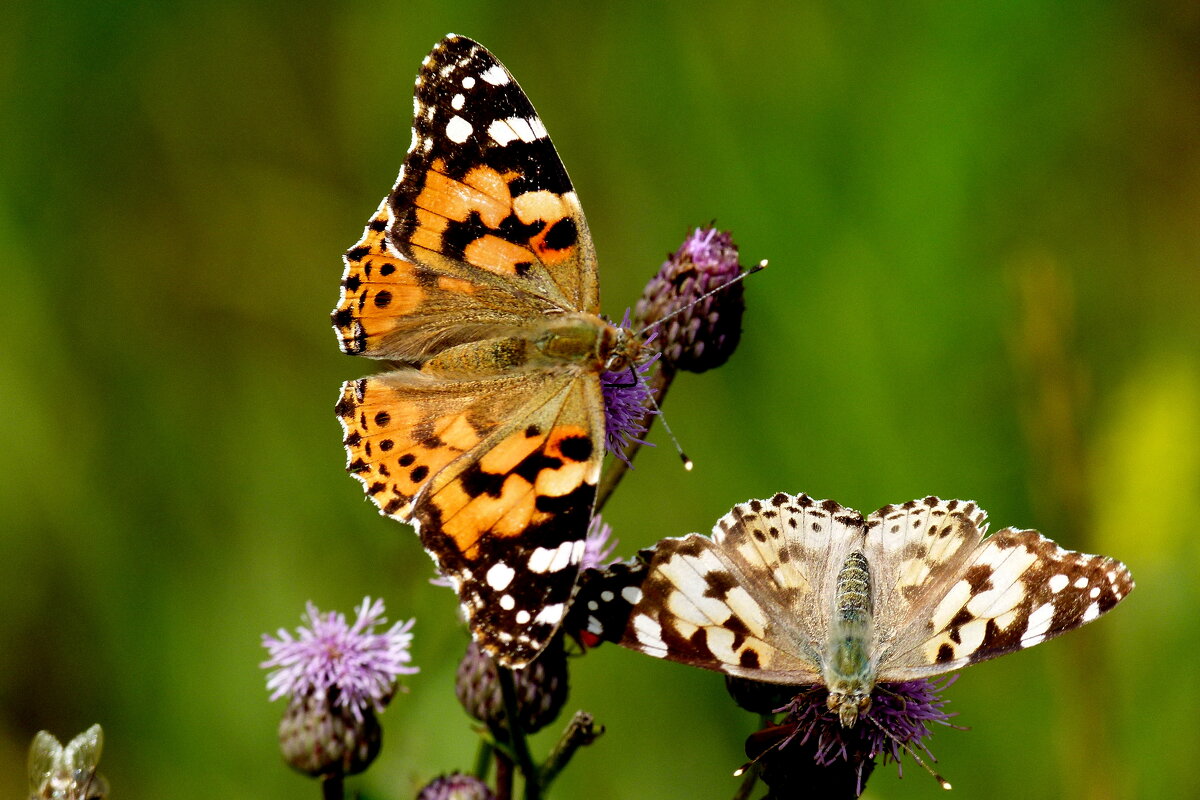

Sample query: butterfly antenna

[642,382,692,470]
[866,716,952,790]
[634,259,767,338]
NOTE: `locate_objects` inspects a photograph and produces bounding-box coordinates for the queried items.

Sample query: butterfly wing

[333,199,562,361]
[338,368,604,665]
[868,499,1134,680]
[334,35,610,667]
[574,493,869,684]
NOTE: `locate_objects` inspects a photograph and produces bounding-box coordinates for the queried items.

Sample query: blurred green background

[2,1,1197,798]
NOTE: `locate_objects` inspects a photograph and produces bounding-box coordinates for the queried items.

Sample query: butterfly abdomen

[835,550,872,623]
[824,550,877,726]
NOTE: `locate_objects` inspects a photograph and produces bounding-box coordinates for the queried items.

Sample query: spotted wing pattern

[333,35,612,667]
[570,493,1133,688]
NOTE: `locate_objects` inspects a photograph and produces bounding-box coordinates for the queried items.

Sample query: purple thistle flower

[262,597,417,721]
[749,678,956,796]
[581,515,619,570]
[601,310,658,464]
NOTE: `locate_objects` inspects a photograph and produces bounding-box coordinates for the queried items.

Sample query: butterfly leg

[603,366,639,388]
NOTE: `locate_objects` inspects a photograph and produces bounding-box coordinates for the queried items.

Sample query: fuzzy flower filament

[262,597,417,720]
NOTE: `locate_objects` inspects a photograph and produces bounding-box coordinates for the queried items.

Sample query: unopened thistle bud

[455,638,568,735]
[416,772,497,800]
[635,226,746,372]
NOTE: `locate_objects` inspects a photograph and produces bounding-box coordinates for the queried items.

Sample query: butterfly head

[601,322,643,373]
[826,688,873,728]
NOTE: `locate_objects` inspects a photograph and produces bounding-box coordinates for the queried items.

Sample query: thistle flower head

[635,225,747,372]
[744,678,956,796]
[601,310,657,464]
[261,597,417,721]
[416,772,497,800]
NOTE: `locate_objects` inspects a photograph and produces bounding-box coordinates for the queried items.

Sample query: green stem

[474,738,495,782]
[496,665,540,800]
[321,773,344,800]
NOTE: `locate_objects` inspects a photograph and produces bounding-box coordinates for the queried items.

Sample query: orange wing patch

[429,421,598,554]
[337,377,485,519]
[333,202,430,356]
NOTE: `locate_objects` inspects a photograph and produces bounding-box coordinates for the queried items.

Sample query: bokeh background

[2,1,1197,798]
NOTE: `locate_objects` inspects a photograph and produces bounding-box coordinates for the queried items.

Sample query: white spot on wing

[1082,601,1100,622]
[600,590,614,603]
[515,610,531,624]
[486,562,515,591]
[499,594,515,610]
[705,626,739,663]
[488,119,519,146]
[621,586,643,605]
[634,614,667,653]
[462,76,476,89]
[528,547,554,574]
[451,93,465,110]
[509,116,537,142]
[1074,576,1089,588]
[547,540,577,573]
[481,64,509,85]
[1024,601,1055,642]
[930,579,973,631]
[446,115,473,143]
[723,586,768,639]
[1048,574,1069,593]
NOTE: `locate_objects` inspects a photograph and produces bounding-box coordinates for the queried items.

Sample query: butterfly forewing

[334,201,559,360]
[388,35,598,313]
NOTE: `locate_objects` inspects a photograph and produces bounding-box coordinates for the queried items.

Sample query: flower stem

[321,774,344,800]
[495,665,540,800]
[474,738,494,782]
[494,750,514,800]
